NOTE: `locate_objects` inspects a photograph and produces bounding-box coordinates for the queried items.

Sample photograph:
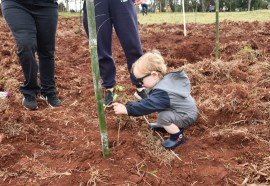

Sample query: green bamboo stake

[215,0,219,60]
[86,0,109,157]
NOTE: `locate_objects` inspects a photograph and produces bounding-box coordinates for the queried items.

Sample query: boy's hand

[113,102,128,115]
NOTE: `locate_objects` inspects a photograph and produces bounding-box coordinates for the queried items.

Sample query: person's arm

[125,89,170,116]
[134,0,144,5]
[113,89,170,116]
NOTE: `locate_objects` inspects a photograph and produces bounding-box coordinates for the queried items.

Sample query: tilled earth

[0,17,270,185]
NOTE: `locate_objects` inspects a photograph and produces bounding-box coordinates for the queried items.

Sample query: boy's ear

[131,64,135,74]
[151,71,159,77]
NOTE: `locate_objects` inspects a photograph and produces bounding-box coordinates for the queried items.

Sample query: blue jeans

[2,1,58,97]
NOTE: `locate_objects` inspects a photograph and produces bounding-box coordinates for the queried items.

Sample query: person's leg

[82,0,90,38]
[156,111,186,149]
[83,0,116,89]
[141,4,144,15]
[110,0,143,88]
[163,124,180,134]
[2,1,39,98]
[33,5,58,95]
[32,4,61,107]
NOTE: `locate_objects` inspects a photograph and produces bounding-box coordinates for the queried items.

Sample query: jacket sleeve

[126,88,170,116]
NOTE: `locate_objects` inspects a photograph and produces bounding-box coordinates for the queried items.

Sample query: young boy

[113,50,198,150]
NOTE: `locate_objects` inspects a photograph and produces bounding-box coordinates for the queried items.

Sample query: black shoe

[134,89,148,100]
[40,93,62,107]
[162,129,185,150]
[104,88,114,107]
[148,123,167,133]
[22,95,38,110]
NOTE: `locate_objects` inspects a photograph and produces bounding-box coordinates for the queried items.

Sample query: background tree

[65,0,69,11]
[168,0,174,12]
[58,2,66,12]
[248,0,251,11]
[201,0,206,11]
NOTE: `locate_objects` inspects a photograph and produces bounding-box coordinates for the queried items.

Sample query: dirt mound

[0,17,270,185]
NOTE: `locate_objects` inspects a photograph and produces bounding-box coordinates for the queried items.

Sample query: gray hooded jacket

[126,70,198,123]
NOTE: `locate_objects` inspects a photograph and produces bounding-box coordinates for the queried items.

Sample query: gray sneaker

[40,94,62,107]
[22,95,38,110]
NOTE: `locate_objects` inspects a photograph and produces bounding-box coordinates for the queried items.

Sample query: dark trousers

[83,0,143,88]
[2,1,58,97]
[141,4,148,15]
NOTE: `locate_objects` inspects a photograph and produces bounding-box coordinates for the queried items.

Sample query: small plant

[115,85,124,92]
[239,46,262,60]
[103,85,125,110]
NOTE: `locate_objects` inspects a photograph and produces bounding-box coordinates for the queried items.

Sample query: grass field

[59,10,270,24]
[137,10,270,24]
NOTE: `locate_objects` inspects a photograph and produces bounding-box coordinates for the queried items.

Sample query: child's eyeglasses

[136,73,151,85]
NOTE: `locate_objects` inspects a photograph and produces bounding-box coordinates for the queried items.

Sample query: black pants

[2,1,58,97]
[141,4,148,15]
[83,0,143,88]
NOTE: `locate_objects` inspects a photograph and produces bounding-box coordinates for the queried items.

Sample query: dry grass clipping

[0,120,21,138]
[0,170,18,182]
[86,167,109,186]
[0,157,71,181]
[20,157,71,179]
[0,98,9,113]
[74,164,109,186]
[234,156,270,185]
[138,130,176,167]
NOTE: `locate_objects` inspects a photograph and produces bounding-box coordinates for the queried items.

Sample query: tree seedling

[103,85,124,110]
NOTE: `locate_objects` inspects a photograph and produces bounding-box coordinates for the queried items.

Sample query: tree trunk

[65,0,69,12]
[201,0,205,12]
[248,0,252,11]
[85,0,109,157]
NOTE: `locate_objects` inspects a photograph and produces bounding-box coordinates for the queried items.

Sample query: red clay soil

[0,17,270,186]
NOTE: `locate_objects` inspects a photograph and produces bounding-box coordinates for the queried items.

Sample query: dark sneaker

[104,88,114,107]
[148,123,167,133]
[22,95,38,110]
[40,94,62,107]
[162,129,185,150]
[134,88,148,100]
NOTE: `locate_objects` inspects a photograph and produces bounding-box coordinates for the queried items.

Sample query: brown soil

[0,17,270,186]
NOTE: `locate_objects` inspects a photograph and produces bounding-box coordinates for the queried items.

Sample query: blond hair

[133,49,167,76]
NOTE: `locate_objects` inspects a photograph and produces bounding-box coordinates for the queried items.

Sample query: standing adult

[140,0,148,15]
[0,3,2,17]
[1,0,61,110]
[83,0,147,107]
